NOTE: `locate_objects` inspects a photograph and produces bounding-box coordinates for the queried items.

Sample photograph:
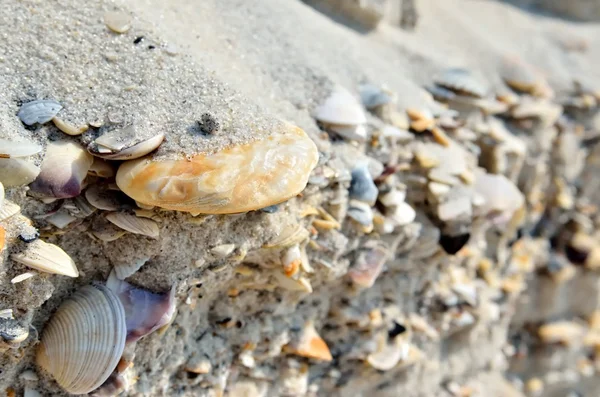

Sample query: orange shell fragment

[0,225,5,251]
[116,124,319,214]
[286,321,333,362]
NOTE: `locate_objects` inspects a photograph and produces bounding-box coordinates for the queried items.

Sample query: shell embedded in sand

[11,239,79,277]
[0,158,41,187]
[52,117,88,136]
[105,212,159,239]
[29,141,93,198]
[104,11,132,33]
[36,285,127,394]
[88,126,165,160]
[434,68,487,98]
[116,124,319,214]
[0,138,42,158]
[17,99,62,125]
[285,321,332,361]
[0,200,20,221]
[314,88,367,126]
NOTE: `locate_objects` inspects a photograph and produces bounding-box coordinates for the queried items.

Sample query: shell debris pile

[1,1,600,396]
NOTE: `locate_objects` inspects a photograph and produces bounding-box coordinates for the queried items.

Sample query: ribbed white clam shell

[105,212,159,239]
[36,285,126,394]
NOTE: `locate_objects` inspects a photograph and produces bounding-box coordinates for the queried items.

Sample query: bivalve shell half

[18,99,62,125]
[434,68,487,98]
[11,239,79,277]
[0,158,40,187]
[29,141,93,198]
[314,88,367,126]
[36,285,126,394]
[116,124,319,214]
[0,138,42,158]
[88,126,165,160]
[0,200,20,221]
[105,212,159,239]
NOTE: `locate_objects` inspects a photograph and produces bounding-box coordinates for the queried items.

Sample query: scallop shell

[11,239,79,277]
[105,212,159,238]
[314,88,367,126]
[0,158,41,187]
[263,224,309,249]
[0,200,20,221]
[88,127,165,160]
[106,271,176,343]
[434,68,487,98]
[36,285,127,394]
[116,124,319,214]
[0,139,42,158]
[29,141,93,198]
[18,99,62,125]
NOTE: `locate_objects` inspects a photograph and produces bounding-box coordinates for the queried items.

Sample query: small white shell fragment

[11,239,79,277]
[348,246,389,288]
[347,200,374,227]
[379,189,406,207]
[349,164,378,205]
[0,181,4,210]
[0,138,42,158]
[18,99,62,125]
[114,257,149,280]
[437,196,472,221]
[11,271,37,284]
[19,370,40,381]
[46,211,78,229]
[104,11,132,33]
[0,309,13,319]
[105,212,159,239]
[0,200,20,221]
[315,88,367,126]
[381,125,413,141]
[52,117,88,136]
[389,202,416,226]
[0,158,41,187]
[359,84,393,109]
[434,68,487,98]
[328,124,367,141]
[29,141,93,198]
[473,170,524,223]
[211,244,236,258]
[24,387,43,397]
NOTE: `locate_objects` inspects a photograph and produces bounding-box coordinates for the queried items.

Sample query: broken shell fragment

[29,141,93,198]
[314,88,367,126]
[0,181,3,209]
[349,164,378,205]
[114,257,149,280]
[88,158,116,178]
[285,321,332,361]
[434,68,487,98]
[348,245,389,288]
[36,285,126,394]
[0,317,29,344]
[0,158,41,187]
[263,224,309,248]
[106,271,176,343]
[88,127,165,160]
[116,124,318,214]
[11,239,79,277]
[473,170,524,224]
[0,138,42,158]
[0,200,20,221]
[105,212,159,238]
[52,117,88,136]
[17,99,62,125]
[86,185,124,211]
[538,321,586,346]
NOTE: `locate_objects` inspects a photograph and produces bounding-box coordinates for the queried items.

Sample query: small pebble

[104,11,132,34]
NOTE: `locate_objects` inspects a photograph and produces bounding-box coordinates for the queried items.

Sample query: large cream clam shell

[116,124,319,214]
[36,285,126,395]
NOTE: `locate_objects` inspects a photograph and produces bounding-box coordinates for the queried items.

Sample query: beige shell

[314,88,367,126]
[0,138,42,158]
[0,199,20,221]
[29,141,93,198]
[116,124,319,214]
[88,158,116,178]
[434,68,487,98]
[52,117,88,136]
[105,212,159,239]
[263,224,309,249]
[114,257,149,280]
[88,127,165,160]
[0,158,41,187]
[37,285,127,394]
[11,239,79,277]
